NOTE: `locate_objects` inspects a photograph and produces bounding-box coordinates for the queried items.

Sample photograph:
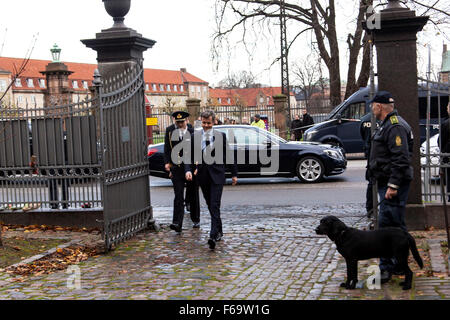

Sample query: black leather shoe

[208,238,216,250]
[380,271,391,284]
[169,224,182,233]
[192,222,200,228]
[215,232,223,241]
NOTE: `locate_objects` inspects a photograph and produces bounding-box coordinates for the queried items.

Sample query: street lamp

[50,44,61,63]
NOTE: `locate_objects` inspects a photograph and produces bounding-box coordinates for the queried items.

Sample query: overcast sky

[0,0,448,87]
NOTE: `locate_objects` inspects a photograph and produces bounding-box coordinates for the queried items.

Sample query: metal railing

[418,76,449,203]
[0,95,102,210]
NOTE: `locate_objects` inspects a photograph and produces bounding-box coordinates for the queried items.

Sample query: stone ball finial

[103,0,131,29]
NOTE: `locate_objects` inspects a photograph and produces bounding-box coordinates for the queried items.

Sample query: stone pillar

[40,62,73,115]
[80,0,156,229]
[273,94,288,140]
[186,98,201,127]
[368,1,428,228]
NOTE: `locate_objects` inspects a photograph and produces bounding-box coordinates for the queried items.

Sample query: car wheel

[296,156,324,183]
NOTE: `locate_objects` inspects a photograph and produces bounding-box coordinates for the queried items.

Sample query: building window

[39,79,46,88]
[159,84,164,91]
[227,98,231,104]
[267,97,270,104]
[72,80,78,89]
[27,78,34,87]
[203,86,207,94]
[0,79,6,91]
[83,81,88,89]
[17,95,23,103]
[152,84,156,91]
[197,86,201,93]
[218,98,222,104]
[15,78,22,87]
[145,83,149,91]
[167,84,171,91]
[31,95,36,103]
[180,85,184,92]
[190,86,195,93]
[173,84,177,91]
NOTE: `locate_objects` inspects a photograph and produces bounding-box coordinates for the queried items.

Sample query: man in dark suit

[185,110,238,250]
[164,111,200,233]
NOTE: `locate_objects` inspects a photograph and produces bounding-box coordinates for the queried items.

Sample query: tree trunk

[356,33,371,89]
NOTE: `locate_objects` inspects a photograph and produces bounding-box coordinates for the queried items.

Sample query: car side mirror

[336,114,342,124]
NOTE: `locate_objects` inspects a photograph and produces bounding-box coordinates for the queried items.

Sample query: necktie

[203,133,211,150]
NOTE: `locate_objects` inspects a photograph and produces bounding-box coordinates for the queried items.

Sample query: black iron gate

[96,62,152,250]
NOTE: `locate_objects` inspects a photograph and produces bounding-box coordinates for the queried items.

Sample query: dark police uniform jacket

[368,110,413,188]
[163,123,194,167]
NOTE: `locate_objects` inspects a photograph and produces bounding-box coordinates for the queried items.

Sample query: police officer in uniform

[164,111,200,233]
[368,91,414,283]
[360,113,379,218]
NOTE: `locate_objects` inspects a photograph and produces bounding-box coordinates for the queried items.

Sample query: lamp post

[50,44,61,63]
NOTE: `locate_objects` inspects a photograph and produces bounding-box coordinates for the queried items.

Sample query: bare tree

[212,0,449,106]
[292,53,324,108]
[217,70,257,88]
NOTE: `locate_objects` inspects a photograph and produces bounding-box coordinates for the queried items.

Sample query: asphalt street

[149,160,368,207]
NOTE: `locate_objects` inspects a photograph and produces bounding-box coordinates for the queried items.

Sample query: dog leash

[350,198,386,228]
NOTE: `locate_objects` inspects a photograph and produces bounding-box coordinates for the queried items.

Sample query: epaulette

[389,115,399,125]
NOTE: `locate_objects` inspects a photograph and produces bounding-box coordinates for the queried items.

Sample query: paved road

[1,203,449,301]
[149,160,368,206]
[1,159,449,302]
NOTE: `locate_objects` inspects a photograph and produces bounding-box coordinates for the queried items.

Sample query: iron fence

[0,63,152,250]
[0,95,102,211]
[147,104,331,145]
[418,76,449,203]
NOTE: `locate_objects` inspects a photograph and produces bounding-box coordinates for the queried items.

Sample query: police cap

[369,91,395,104]
[172,111,190,121]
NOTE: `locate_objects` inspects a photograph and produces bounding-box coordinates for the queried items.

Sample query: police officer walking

[164,111,200,233]
[368,91,414,283]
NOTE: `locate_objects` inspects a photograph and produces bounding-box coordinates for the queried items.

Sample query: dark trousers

[49,178,69,209]
[171,166,200,227]
[185,178,200,223]
[377,182,410,272]
[198,170,224,239]
[365,178,374,214]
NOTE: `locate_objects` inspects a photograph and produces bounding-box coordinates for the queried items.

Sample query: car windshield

[215,126,287,144]
[327,101,345,120]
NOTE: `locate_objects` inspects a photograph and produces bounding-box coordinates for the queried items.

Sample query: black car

[148,125,347,183]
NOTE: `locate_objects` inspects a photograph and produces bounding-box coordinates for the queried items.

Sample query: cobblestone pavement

[0,203,449,300]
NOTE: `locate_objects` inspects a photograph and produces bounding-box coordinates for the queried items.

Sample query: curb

[9,239,81,268]
[427,238,448,274]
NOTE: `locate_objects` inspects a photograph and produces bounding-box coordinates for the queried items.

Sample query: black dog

[315,215,423,290]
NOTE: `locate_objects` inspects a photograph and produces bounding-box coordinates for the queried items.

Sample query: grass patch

[0,237,65,268]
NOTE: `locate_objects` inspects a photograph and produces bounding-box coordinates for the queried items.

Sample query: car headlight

[323,149,343,160]
[304,130,317,141]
